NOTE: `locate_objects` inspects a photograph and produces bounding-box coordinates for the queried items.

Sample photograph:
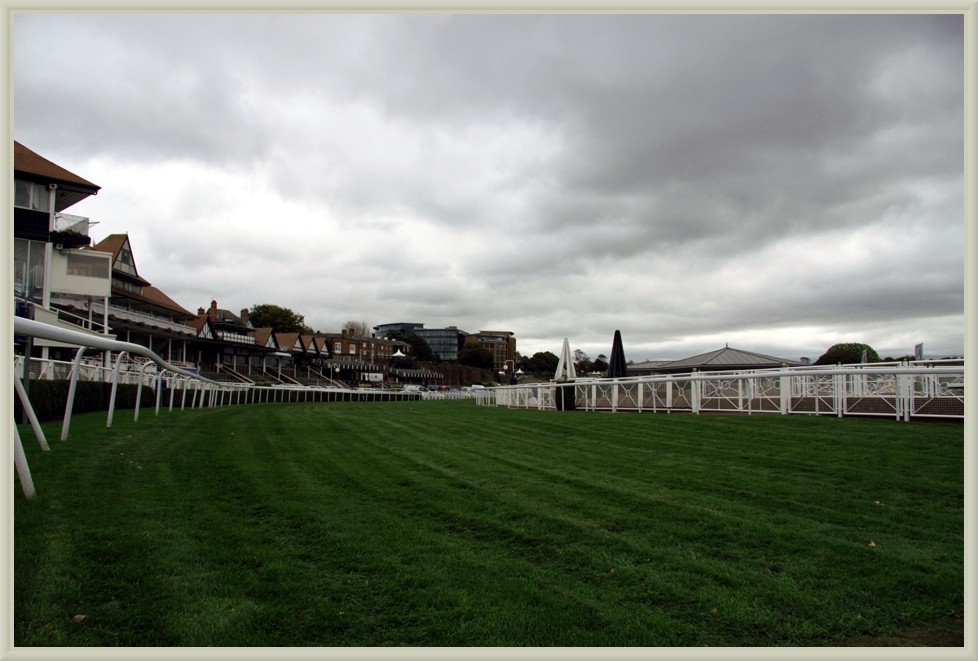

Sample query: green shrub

[13,379,156,423]
[814,342,881,365]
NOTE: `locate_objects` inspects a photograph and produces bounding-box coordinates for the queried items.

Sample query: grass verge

[14,401,964,646]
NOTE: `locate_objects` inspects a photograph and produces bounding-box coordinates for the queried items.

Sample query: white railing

[486,362,964,422]
[86,301,198,335]
[52,212,90,236]
[13,317,426,501]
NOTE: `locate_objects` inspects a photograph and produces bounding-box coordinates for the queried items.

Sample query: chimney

[208,300,218,321]
[241,308,249,319]
[197,307,205,316]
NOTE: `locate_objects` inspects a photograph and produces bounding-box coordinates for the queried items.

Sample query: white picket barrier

[487,363,964,422]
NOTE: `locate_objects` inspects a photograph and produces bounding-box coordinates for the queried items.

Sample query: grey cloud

[13,12,963,361]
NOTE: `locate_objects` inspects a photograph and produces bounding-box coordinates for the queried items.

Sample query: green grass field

[14,400,963,647]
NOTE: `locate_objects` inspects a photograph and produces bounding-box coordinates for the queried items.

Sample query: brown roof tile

[14,141,100,191]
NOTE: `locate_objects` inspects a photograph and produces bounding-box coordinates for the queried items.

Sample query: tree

[592,353,608,373]
[526,351,559,376]
[457,344,494,369]
[343,320,370,337]
[406,333,435,362]
[248,304,311,334]
[573,349,593,375]
[814,342,880,365]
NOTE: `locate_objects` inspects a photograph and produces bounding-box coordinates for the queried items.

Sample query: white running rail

[13,317,426,499]
[485,363,964,422]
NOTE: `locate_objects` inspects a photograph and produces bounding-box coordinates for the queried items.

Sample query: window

[66,252,110,279]
[116,280,143,296]
[115,247,137,276]
[14,180,50,212]
[13,238,47,302]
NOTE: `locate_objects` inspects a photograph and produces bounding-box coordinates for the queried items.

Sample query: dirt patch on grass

[835,614,964,647]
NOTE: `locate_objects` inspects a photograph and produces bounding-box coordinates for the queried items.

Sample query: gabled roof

[91,234,152,286]
[14,141,100,211]
[212,308,250,326]
[275,332,300,353]
[252,327,276,349]
[653,346,804,373]
[188,316,215,340]
[141,286,196,320]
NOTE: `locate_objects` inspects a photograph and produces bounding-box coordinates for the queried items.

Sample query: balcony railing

[52,213,91,236]
[87,301,198,336]
[216,331,257,345]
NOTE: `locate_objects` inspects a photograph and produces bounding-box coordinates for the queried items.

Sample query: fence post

[779,373,789,415]
[134,360,154,422]
[155,372,163,416]
[13,422,37,499]
[834,371,844,418]
[13,373,49,451]
[61,347,88,440]
[106,351,128,428]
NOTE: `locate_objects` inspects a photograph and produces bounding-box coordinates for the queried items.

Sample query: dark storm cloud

[12,11,965,360]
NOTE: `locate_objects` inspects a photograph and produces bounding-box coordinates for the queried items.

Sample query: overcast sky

[13,11,965,362]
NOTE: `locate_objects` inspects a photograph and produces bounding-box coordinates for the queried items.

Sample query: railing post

[61,347,88,440]
[152,372,161,415]
[13,422,37,499]
[106,351,128,428]
[13,373,49,451]
[779,373,789,415]
[134,360,154,422]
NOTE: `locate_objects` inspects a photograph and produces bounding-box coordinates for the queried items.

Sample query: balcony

[87,301,199,336]
[216,331,258,345]
[53,212,91,235]
[50,213,92,248]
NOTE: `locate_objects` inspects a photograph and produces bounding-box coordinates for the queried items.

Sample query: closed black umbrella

[606,329,628,378]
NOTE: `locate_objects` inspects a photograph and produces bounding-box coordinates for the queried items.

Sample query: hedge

[13,379,157,424]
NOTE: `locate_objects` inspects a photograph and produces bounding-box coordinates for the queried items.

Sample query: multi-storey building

[413,326,469,362]
[373,322,518,367]
[472,330,517,374]
[373,322,424,339]
[90,233,198,367]
[14,142,514,386]
[15,142,113,365]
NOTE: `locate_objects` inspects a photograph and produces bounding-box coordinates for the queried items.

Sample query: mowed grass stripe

[14,400,962,646]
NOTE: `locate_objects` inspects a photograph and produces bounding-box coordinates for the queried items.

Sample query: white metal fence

[12,317,424,500]
[484,362,964,422]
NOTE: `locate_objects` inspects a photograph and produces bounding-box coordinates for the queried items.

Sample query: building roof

[252,327,276,348]
[14,141,101,211]
[91,234,153,287]
[138,286,196,320]
[275,332,301,353]
[90,233,198,320]
[650,346,805,373]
